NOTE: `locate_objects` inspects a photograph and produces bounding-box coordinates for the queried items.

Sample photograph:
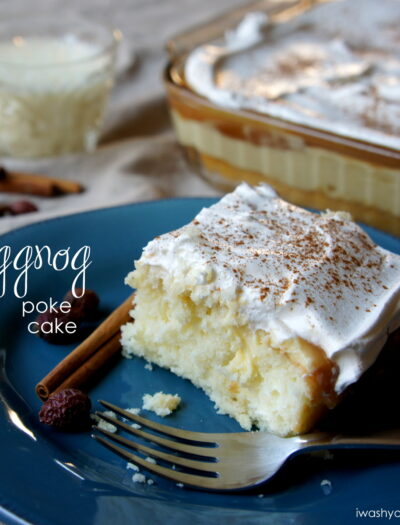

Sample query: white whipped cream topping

[184,0,400,150]
[132,183,400,393]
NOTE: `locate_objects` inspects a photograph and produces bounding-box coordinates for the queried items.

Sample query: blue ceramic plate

[1,199,400,525]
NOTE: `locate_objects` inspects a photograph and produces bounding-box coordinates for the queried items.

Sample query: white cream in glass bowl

[0,14,121,158]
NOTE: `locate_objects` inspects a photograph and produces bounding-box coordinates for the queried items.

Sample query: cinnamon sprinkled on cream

[131,183,400,392]
[185,0,400,150]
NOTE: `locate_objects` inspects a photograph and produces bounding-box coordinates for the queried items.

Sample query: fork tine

[99,400,217,444]
[93,434,221,489]
[95,412,218,458]
[94,427,217,473]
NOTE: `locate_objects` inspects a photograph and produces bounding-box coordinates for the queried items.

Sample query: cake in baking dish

[166,0,400,235]
[121,183,400,436]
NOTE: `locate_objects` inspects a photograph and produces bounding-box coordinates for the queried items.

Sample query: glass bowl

[0,13,121,158]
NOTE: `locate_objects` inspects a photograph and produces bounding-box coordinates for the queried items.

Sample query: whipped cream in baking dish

[132,183,400,393]
[185,0,400,150]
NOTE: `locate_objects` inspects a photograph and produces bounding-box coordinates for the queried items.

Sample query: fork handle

[303,429,400,451]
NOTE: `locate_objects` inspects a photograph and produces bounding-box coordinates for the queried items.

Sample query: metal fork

[92,400,400,491]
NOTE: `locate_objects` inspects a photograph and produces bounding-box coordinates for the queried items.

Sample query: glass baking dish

[164,0,400,236]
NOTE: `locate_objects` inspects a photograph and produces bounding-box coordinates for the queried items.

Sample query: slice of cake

[121,183,400,436]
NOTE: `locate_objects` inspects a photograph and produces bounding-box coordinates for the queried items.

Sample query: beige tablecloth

[0,0,247,234]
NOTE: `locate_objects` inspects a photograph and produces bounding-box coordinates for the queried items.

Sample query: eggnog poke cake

[121,184,400,436]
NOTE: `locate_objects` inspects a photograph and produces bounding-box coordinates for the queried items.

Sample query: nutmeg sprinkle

[138,183,400,392]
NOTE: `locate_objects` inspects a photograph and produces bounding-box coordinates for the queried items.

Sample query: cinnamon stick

[36,293,135,401]
[0,168,83,196]
[53,332,122,395]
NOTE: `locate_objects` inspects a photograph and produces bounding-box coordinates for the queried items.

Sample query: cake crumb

[144,362,153,371]
[91,412,117,433]
[132,473,146,484]
[176,483,184,488]
[126,462,139,472]
[142,392,181,417]
[125,407,141,415]
[124,408,141,428]
[147,479,155,485]
[320,479,332,495]
[145,456,157,464]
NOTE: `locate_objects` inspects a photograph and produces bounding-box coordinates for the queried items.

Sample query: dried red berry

[36,309,82,345]
[9,200,38,215]
[39,389,91,431]
[0,166,7,179]
[63,289,100,320]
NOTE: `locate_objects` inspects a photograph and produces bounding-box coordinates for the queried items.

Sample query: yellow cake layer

[121,265,338,436]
